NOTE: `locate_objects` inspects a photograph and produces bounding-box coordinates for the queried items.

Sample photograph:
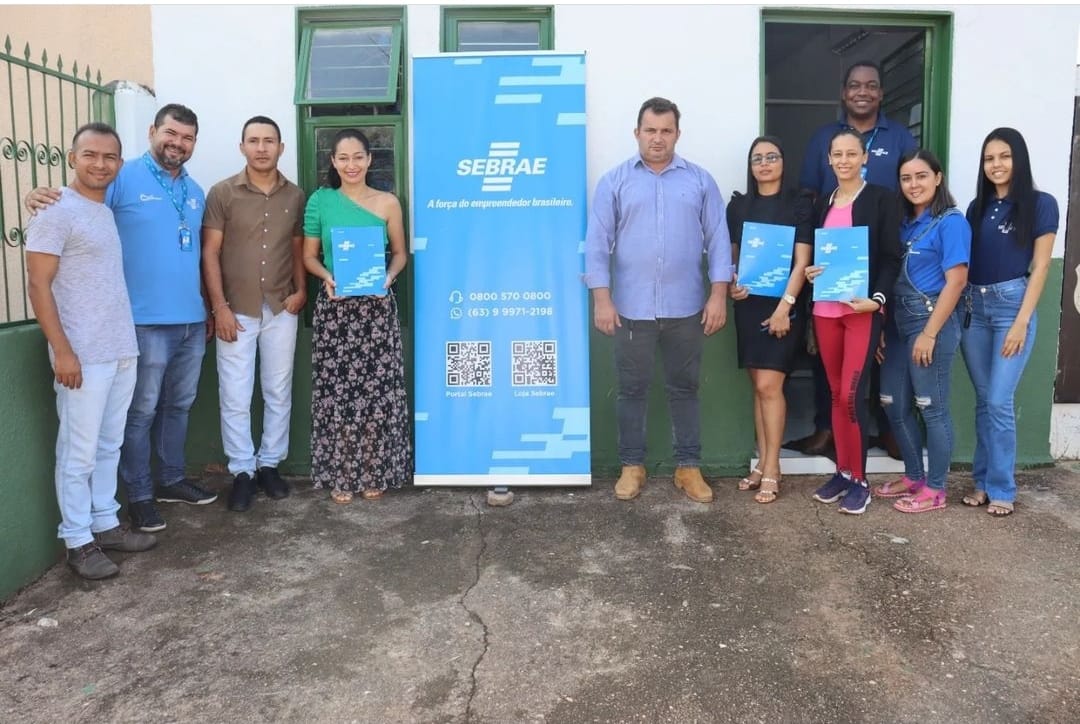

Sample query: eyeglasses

[750,152,782,166]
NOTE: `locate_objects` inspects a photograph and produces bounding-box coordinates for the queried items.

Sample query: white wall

[948,4,1079,259]
[150,4,299,190]
[554,4,761,203]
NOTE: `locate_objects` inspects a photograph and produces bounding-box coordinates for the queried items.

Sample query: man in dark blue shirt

[799,61,918,197]
[794,60,916,459]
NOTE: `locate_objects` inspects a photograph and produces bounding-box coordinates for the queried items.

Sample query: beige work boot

[674,467,713,503]
[614,465,646,500]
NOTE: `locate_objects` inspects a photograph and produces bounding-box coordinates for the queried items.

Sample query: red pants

[813,311,882,479]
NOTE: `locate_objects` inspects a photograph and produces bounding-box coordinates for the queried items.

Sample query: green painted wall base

[949,260,1063,467]
[1,262,1063,600]
[0,326,62,601]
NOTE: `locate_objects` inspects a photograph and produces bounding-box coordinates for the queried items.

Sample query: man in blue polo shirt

[29,103,217,533]
[800,60,918,197]
[584,96,731,504]
[794,61,917,459]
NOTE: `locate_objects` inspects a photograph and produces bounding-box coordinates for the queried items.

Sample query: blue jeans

[880,299,961,490]
[613,314,703,467]
[959,278,1036,503]
[119,323,206,503]
[54,358,137,547]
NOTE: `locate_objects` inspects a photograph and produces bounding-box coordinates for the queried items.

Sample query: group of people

[26,61,1057,581]
[586,61,1056,520]
[26,106,410,580]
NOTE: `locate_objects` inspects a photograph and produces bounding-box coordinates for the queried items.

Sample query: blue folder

[813,226,869,302]
[331,226,387,297]
[738,222,795,297]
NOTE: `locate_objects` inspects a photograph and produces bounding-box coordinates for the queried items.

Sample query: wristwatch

[782,293,796,305]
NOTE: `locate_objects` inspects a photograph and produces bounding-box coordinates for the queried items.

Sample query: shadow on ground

[2,466,1079,723]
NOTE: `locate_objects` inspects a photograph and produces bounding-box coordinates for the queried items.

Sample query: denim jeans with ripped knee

[880,299,962,490]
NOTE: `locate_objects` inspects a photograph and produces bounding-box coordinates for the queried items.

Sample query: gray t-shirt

[25,187,138,364]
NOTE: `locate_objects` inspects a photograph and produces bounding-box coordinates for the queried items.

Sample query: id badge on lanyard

[859,127,880,182]
[143,153,192,251]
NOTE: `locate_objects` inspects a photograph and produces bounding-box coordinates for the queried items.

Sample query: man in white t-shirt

[26,123,157,580]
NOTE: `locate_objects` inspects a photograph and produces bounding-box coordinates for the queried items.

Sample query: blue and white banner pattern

[813,226,870,302]
[412,53,591,486]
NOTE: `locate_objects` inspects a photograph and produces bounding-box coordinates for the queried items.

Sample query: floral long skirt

[311,288,412,494]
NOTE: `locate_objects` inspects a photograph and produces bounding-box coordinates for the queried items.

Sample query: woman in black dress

[727,136,813,503]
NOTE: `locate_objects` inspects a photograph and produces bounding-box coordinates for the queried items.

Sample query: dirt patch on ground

[1,469,1078,722]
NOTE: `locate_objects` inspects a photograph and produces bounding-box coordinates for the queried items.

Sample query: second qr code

[512,340,557,386]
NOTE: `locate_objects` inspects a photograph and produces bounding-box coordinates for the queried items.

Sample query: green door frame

[760,8,954,169]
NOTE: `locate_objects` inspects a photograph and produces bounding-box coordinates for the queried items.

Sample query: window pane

[307,26,394,100]
[314,126,397,193]
[457,21,541,52]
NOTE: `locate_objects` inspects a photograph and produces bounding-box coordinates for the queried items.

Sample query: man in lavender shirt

[583,97,731,503]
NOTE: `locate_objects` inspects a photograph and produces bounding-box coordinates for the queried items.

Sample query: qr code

[446,341,492,387]
[512,340,557,386]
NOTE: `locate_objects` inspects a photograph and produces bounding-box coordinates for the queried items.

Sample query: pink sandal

[872,476,925,499]
[893,486,947,514]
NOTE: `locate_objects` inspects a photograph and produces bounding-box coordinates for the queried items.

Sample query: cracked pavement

[1,464,1079,723]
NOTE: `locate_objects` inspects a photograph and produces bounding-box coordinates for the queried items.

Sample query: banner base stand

[486,488,515,507]
[414,474,592,487]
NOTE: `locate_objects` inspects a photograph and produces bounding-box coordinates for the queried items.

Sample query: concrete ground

[2,465,1079,724]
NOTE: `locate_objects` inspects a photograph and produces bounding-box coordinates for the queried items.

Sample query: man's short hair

[637,97,681,129]
[241,115,281,142]
[842,60,883,88]
[71,122,122,154]
[154,103,199,135]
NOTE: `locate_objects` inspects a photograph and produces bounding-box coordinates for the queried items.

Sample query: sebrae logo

[457,142,547,193]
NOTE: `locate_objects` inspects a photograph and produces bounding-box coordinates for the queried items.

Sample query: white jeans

[54,357,137,548]
[216,304,298,476]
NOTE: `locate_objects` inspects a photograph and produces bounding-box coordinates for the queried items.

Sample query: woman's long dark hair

[968,127,1037,246]
[743,135,786,200]
[897,148,957,220]
[326,128,371,189]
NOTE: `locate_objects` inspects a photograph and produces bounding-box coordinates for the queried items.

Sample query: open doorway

[760,11,952,473]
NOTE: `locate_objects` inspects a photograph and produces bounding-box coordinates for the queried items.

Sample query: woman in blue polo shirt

[872,149,969,513]
[960,128,1058,516]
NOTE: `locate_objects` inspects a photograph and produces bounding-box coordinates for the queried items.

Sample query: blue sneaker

[839,479,871,515]
[812,473,850,504]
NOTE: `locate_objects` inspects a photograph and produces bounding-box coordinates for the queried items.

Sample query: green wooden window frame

[760,8,953,167]
[295,6,408,197]
[441,6,554,52]
[296,9,404,105]
[298,117,406,196]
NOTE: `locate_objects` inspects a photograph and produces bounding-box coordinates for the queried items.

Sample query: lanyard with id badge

[143,153,193,251]
[859,127,880,181]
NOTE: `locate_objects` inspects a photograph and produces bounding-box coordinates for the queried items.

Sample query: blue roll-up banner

[411,53,591,487]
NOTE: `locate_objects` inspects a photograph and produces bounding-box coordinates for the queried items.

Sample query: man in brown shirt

[202,115,306,512]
